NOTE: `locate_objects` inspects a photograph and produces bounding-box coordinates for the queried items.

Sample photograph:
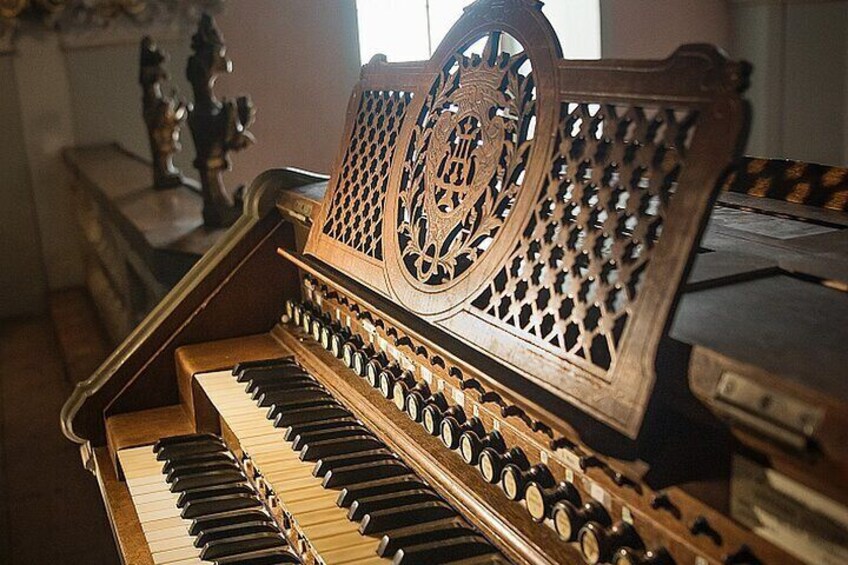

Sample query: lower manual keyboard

[118,433,301,565]
[194,358,507,565]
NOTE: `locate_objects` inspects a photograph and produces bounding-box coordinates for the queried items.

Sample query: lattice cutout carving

[322,90,413,259]
[397,32,537,285]
[472,102,698,374]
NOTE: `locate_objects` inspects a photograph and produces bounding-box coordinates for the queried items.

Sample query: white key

[118,447,200,562]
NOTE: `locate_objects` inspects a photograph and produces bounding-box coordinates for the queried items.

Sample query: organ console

[61,1,847,564]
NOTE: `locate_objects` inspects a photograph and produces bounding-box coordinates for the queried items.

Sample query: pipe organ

[61,1,847,564]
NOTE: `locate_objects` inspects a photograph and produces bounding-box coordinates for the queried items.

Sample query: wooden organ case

[61,1,847,564]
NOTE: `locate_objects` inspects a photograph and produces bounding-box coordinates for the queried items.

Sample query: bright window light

[545,0,602,59]
[355,0,430,63]
[355,0,601,64]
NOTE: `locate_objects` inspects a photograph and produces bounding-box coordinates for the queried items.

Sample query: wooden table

[65,143,224,342]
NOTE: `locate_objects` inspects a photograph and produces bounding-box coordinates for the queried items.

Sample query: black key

[359,501,457,535]
[441,556,509,565]
[178,483,255,508]
[262,388,336,407]
[258,386,333,402]
[267,399,343,422]
[214,548,302,564]
[170,469,246,492]
[200,532,287,560]
[167,460,241,483]
[154,433,222,452]
[299,436,383,461]
[253,381,323,403]
[163,452,237,476]
[264,389,337,412]
[233,358,296,380]
[337,475,427,508]
[157,434,226,451]
[348,489,439,521]
[195,521,280,547]
[182,493,263,519]
[233,356,295,372]
[313,449,396,478]
[392,536,494,565]
[290,425,372,451]
[323,460,410,488]
[157,439,227,461]
[255,385,326,406]
[283,417,361,441]
[247,375,315,396]
[245,373,315,395]
[190,509,273,536]
[241,362,307,378]
[376,517,470,557]
[240,364,305,382]
[274,405,351,428]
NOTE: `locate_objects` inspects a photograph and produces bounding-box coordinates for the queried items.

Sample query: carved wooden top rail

[304,0,750,438]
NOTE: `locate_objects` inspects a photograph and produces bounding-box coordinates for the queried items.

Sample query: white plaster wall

[730,0,848,165]
[13,30,84,293]
[599,0,731,59]
[212,0,361,184]
[729,2,784,158]
[0,56,47,317]
[780,1,848,165]
[542,0,602,59]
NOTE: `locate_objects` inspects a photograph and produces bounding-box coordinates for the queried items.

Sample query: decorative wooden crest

[305,0,750,438]
[187,13,256,228]
[140,35,187,189]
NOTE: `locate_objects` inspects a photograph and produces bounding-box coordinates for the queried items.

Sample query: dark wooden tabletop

[64,144,224,284]
[672,192,848,401]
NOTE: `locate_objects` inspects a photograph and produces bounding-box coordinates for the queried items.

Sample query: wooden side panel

[62,167,320,448]
[102,217,297,428]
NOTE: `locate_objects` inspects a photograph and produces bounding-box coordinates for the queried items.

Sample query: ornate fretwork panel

[303,0,749,436]
[322,90,413,259]
[472,102,698,374]
[397,32,537,285]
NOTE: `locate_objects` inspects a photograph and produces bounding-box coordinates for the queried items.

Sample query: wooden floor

[0,290,119,564]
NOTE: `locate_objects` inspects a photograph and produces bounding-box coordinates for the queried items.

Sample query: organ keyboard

[62,1,846,564]
[119,434,297,565]
[197,360,505,564]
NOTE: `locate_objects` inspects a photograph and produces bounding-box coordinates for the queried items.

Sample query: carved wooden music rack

[303,0,749,438]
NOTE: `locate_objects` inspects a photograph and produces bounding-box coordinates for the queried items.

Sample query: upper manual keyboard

[195,358,508,565]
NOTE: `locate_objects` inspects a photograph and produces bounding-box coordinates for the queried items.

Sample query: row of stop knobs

[287,300,672,565]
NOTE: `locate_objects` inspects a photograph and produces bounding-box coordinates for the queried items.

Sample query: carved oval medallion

[397,31,537,286]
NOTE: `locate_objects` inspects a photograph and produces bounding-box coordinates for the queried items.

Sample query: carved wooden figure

[140,35,187,189]
[186,13,255,228]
